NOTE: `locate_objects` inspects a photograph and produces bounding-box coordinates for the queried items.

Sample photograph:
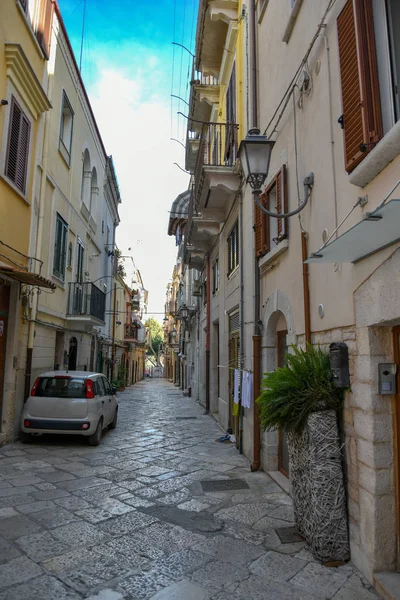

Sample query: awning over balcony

[168,189,191,236]
[306,200,400,264]
[0,266,56,290]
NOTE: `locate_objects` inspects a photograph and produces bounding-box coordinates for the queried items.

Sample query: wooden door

[277,330,289,477]
[0,285,10,424]
[392,326,400,561]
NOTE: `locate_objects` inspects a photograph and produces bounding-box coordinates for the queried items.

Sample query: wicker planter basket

[287,409,349,563]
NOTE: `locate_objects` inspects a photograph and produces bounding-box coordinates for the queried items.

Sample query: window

[34,376,86,398]
[254,165,287,257]
[18,0,54,59]
[59,91,74,163]
[96,377,105,397]
[36,0,54,58]
[336,0,400,173]
[373,0,400,131]
[67,241,72,268]
[227,221,239,276]
[5,96,30,194]
[53,214,68,280]
[203,278,207,306]
[225,63,236,166]
[76,238,84,283]
[102,377,111,394]
[212,259,220,294]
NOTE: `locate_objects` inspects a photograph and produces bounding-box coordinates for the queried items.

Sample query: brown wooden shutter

[337,0,382,173]
[37,0,54,59]
[276,164,288,240]
[262,192,269,254]
[5,98,30,194]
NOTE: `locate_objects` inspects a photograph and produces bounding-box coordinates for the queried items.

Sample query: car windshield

[35,377,86,398]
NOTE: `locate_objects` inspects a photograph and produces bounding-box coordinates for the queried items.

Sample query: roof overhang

[306,200,400,264]
[0,267,56,289]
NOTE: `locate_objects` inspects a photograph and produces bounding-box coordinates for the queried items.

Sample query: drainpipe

[251,256,261,471]
[239,193,244,453]
[205,254,211,414]
[110,281,117,382]
[250,0,258,128]
[301,232,311,344]
[250,0,261,471]
[25,70,54,400]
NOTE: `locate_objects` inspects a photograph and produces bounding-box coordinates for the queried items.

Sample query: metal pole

[205,254,211,414]
[111,281,117,382]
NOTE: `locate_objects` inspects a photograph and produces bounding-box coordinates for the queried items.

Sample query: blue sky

[57,0,198,320]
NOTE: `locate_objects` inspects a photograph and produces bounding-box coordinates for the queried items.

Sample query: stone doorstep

[374,572,400,600]
[268,471,291,495]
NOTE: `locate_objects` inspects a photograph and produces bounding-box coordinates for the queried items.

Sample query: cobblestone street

[0,380,380,600]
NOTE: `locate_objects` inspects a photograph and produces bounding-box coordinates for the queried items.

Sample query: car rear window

[35,377,86,398]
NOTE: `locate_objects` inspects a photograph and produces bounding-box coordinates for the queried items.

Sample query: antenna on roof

[79,0,87,73]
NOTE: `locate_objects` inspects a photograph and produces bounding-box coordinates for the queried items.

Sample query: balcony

[67,282,105,328]
[125,324,138,341]
[168,300,177,316]
[196,1,238,77]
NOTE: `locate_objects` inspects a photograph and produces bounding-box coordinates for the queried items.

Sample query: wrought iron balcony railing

[194,121,239,209]
[67,282,105,322]
[125,324,138,340]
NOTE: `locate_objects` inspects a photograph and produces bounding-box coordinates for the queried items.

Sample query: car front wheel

[88,418,103,446]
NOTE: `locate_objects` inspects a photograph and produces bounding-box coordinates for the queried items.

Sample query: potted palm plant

[257,344,349,563]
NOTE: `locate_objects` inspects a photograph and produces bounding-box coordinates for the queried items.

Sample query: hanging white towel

[233,369,240,404]
[241,371,253,409]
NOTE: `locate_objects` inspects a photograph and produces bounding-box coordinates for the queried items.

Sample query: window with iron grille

[227,221,239,276]
[203,277,207,306]
[212,259,220,294]
[254,165,287,258]
[53,214,68,280]
[5,96,30,194]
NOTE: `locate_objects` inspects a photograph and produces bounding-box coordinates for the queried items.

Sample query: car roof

[37,371,104,379]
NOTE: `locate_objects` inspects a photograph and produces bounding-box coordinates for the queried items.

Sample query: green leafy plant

[257,344,343,435]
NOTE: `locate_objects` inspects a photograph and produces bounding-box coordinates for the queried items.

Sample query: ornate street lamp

[238,128,275,193]
[181,304,189,319]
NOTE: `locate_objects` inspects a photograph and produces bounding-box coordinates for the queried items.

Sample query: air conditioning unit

[193,279,202,296]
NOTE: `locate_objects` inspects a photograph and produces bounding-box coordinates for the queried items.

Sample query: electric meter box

[378,363,397,395]
[329,342,350,388]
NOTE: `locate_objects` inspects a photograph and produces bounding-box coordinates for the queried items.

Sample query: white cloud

[89,65,189,321]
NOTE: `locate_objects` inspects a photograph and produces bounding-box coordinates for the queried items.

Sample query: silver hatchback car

[21,371,118,446]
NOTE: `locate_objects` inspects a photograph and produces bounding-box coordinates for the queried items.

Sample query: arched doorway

[263,291,296,476]
[68,337,78,370]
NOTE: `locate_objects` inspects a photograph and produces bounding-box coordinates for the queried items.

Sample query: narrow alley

[0,381,379,600]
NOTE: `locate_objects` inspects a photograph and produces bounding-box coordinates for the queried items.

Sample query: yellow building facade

[0,0,54,443]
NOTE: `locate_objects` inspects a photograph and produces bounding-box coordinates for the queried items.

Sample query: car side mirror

[111,386,117,395]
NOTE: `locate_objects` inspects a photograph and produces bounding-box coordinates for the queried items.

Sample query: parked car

[21,371,118,446]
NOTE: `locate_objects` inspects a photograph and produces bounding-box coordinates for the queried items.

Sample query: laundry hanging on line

[241,371,253,409]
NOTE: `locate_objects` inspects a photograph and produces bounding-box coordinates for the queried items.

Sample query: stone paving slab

[0,575,82,600]
[0,380,383,599]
